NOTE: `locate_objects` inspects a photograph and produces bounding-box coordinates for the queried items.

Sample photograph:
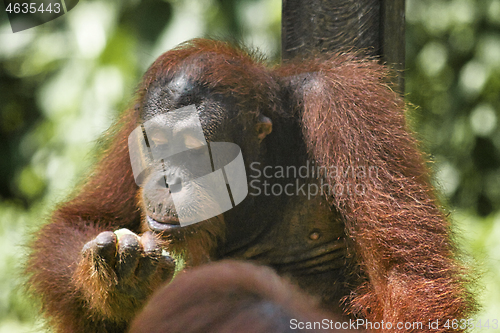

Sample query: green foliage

[406,0,500,216]
[406,1,500,327]
[0,0,498,331]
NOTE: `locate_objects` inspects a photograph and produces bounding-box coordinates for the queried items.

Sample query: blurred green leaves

[0,0,499,331]
[407,0,500,216]
[406,2,500,325]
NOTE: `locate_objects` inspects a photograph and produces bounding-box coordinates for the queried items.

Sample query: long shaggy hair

[26,39,475,333]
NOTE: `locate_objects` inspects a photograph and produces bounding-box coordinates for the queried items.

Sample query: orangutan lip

[147,215,181,231]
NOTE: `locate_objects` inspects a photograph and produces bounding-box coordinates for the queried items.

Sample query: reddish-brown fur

[129,260,356,333]
[26,39,475,333]
[275,57,476,328]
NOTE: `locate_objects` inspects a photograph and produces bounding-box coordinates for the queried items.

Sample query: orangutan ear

[256,114,272,141]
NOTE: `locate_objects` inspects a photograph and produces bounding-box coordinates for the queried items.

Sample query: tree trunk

[282,0,405,92]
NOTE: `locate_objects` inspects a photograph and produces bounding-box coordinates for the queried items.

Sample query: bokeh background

[0,0,499,331]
